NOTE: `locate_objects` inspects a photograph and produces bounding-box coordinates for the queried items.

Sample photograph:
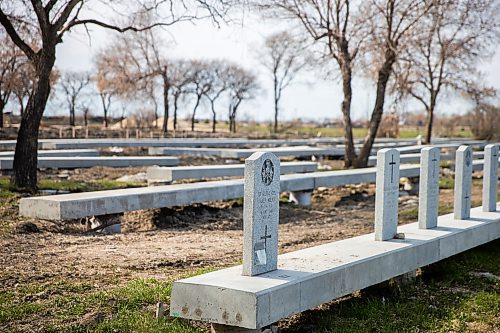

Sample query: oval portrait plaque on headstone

[261,159,274,186]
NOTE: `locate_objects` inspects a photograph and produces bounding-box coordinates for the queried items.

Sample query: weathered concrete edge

[170,206,500,329]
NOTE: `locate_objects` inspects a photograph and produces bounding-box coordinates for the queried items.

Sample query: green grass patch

[0,277,200,333]
[37,179,143,193]
[0,177,17,206]
[0,177,143,196]
[439,177,455,189]
[399,207,418,221]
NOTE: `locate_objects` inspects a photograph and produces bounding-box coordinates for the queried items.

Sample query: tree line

[0,0,499,192]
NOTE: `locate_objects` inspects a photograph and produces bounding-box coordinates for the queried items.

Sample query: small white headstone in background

[374,148,400,241]
[419,147,440,229]
[483,144,498,212]
[454,145,473,220]
[242,152,280,276]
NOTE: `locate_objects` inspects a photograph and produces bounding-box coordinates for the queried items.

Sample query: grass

[439,177,455,189]
[2,240,498,333]
[0,278,200,333]
[0,178,18,207]
[0,176,143,196]
[235,123,474,140]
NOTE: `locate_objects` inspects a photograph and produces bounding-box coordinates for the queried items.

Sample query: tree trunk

[103,108,108,128]
[354,51,396,168]
[162,79,169,137]
[274,96,278,134]
[17,95,24,117]
[339,63,356,168]
[211,101,217,133]
[12,51,55,191]
[273,76,279,133]
[191,96,201,132]
[173,94,179,130]
[69,105,75,126]
[100,94,108,128]
[0,99,4,128]
[424,97,436,144]
[84,110,88,127]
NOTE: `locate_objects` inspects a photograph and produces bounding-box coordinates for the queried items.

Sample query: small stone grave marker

[418,147,440,229]
[242,152,280,276]
[454,145,473,220]
[375,148,400,241]
[483,144,498,212]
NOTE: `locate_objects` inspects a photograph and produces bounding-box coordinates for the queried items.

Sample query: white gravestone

[375,148,400,241]
[418,147,440,229]
[242,152,280,276]
[483,144,498,212]
[454,145,473,220]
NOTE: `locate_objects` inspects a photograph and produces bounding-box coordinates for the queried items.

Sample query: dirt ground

[0,162,488,331]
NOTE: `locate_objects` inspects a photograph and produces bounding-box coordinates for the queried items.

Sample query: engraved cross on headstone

[431,153,438,178]
[389,155,397,183]
[242,152,280,276]
[260,225,272,248]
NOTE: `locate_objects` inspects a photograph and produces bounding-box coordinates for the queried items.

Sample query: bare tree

[462,82,498,140]
[355,0,432,165]
[259,31,305,133]
[203,60,230,133]
[95,69,116,128]
[393,0,500,144]
[227,65,258,133]
[0,0,228,191]
[255,0,434,167]
[188,61,211,132]
[0,32,26,127]
[255,0,365,166]
[94,38,141,128]
[170,60,193,131]
[58,71,91,126]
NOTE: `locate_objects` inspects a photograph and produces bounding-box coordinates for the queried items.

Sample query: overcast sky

[53,10,500,123]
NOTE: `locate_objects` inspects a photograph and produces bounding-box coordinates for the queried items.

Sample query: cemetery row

[19,146,497,223]
[0,141,487,171]
[0,137,485,151]
[170,144,499,332]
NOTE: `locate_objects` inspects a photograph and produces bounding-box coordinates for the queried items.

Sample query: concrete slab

[0,156,178,170]
[367,151,483,166]
[147,162,318,183]
[149,146,345,158]
[19,164,421,220]
[39,138,346,150]
[0,149,100,158]
[170,205,500,329]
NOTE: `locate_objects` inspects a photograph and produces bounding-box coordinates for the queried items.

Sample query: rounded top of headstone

[377,148,400,157]
[245,152,281,187]
[421,146,440,153]
[485,143,499,151]
[456,145,471,153]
